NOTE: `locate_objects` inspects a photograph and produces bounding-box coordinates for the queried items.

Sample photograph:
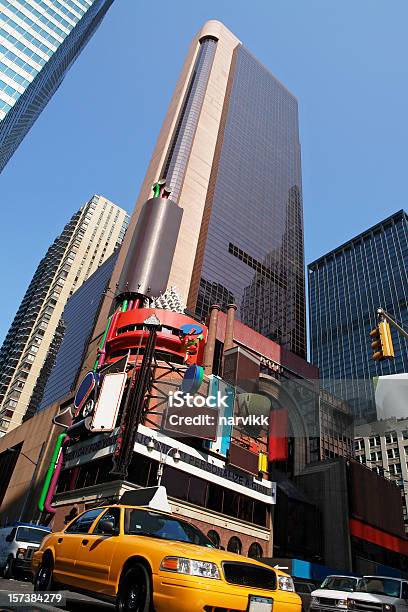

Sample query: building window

[248,542,263,559]
[369,436,381,448]
[227,536,242,555]
[385,432,397,445]
[355,439,363,451]
[207,530,220,548]
[391,464,402,475]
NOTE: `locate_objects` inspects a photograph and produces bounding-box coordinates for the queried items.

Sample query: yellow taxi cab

[32,501,301,612]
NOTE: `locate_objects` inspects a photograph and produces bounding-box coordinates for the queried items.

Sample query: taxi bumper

[152,573,302,612]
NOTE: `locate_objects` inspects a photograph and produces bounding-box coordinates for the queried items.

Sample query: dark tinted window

[320,577,358,592]
[207,483,223,512]
[188,475,207,506]
[124,509,213,547]
[161,466,188,501]
[93,508,121,535]
[295,582,311,593]
[65,508,104,534]
[253,500,268,527]
[224,490,239,518]
[207,530,220,548]
[239,496,253,522]
[357,577,401,598]
[227,536,242,554]
[248,542,263,559]
[16,527,48,544]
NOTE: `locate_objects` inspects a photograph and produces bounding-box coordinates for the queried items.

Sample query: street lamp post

[146,438,181,486]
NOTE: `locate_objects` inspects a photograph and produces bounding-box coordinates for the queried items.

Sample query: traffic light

[370,321,395,361]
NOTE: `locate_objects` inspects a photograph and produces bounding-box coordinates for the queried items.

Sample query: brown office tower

[103,20,306,358]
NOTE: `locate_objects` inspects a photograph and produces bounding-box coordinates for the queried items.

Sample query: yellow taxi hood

[127,535,289,577]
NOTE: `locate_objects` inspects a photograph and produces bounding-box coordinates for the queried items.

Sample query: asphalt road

[0,577,114,611]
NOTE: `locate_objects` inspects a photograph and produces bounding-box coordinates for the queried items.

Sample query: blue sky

[1,0,407,343]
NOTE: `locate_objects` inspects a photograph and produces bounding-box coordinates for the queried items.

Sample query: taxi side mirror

[5,534,13,542]
[99,519,116,535]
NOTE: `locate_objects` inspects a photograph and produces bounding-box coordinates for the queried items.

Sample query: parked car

[0,522,50,579]
[294,580,316,611]
[310,575,360,611]
[348,576,408,611]
[32,503,302,612]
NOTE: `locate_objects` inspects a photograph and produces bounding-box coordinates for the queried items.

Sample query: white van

[311,575,360,610]
[0,523,50,579]
[348,576,408,611]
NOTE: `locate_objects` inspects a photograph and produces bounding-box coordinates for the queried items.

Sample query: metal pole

[157,446,179,486]
[377,308,408,341]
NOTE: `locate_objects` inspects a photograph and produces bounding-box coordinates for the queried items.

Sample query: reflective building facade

[308,210,408,422]
[38,252,117,411]
[0,0,113,172]
[115,21,306,361]
[188,46,306,358]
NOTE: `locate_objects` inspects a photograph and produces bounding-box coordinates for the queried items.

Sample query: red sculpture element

[103,308,207,367]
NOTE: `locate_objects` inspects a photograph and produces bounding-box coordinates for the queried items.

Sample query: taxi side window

[65,508,104,534]
[93,508,121,535]
[402,583,408,599]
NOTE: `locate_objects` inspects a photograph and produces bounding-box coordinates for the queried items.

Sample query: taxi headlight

[311,596,319,605]
[160,556,220,579]
[382,605,395,612]
[16,548,26,559]
[337,600,348,609]
[278,575,295,591]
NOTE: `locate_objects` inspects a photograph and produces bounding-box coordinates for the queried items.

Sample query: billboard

[348,459,405,539]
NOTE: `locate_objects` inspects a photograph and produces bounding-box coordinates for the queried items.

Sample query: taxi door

[74,507,121,596]
[53,508,104,588]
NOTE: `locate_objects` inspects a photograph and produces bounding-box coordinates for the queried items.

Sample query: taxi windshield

[125,509,214,548]
[320,577,358,592]
[357,578,401,598]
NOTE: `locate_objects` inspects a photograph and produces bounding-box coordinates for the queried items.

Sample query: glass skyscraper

[191,47,305,358]
[37,252,117,413]
[0,0,113,172]
[308,210,408,421]
[119,21,306,359]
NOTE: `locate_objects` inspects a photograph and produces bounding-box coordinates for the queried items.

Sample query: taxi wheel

[33,557,54,592]
[116,563,152,612]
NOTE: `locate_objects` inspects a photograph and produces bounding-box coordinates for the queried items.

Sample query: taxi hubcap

[38,566,49,588]
[126,582,146,610]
